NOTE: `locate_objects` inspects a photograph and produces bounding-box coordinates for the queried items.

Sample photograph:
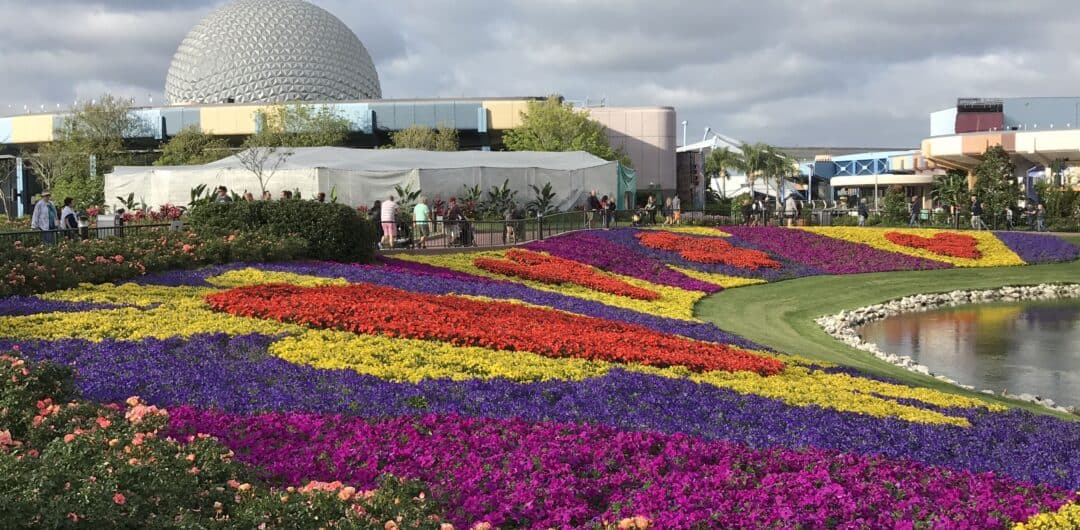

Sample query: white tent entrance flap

[105,147,620,212]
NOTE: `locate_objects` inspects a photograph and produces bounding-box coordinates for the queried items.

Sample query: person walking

[784,193,798,227]
[599,195,610,229]
[413,196,430,249]
[970,196,988,230]
[215,186,232,203]
[445,197,464,246]
[31,191,59,244]
[908,196,922,227]
[606,194,617,228]
[262,190,273,201]
[1004,205,1014,231]
[60,197,78,238]
[662,197,673,225]
[671,194,681,225]
[586,190,602,229]
[644,195,657,225]
[857,198,869,227]
[1036,201,1047,232]
[369,200,383,249]
[380,195,398,249]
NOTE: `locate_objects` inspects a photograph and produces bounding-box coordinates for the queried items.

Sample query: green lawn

[695,246,1080,419]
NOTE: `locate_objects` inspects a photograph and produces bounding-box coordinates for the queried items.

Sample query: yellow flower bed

[797,227,1025,267]
[269,329,612,383]
[669,266,766,289]
[1013,502,1080,530]
[642,226,732,237]
[207,269,351,288]
[395,251,705,321]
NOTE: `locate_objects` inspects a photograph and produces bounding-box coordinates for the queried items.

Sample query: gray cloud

[3,0,1080,146]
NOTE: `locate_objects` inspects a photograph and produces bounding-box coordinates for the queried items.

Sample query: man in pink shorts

[380,195,398,249]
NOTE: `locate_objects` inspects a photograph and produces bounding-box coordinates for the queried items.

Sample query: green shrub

[0,354,448,529]
[189,201,376,263]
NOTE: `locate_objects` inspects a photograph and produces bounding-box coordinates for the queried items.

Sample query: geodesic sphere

[165,0,381,104]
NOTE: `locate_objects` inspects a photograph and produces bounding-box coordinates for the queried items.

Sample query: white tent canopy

[106,147,620,212]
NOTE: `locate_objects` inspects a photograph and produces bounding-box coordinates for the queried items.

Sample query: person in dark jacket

[857,198,869,227]
[970,196,988,230]
[369,200,383,249]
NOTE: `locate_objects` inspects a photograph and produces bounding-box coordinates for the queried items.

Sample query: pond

[858,299,1080,408]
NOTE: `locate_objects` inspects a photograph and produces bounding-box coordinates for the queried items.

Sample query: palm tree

[704,147,743,200]
[739,142,771,198]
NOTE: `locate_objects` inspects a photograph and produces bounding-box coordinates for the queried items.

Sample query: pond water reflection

[859,299,1080,408]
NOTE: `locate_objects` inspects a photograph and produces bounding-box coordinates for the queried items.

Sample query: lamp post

[681,121,687,147]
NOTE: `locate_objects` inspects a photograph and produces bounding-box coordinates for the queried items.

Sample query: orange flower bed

[473,249,661,300]
[205,283,784,376]
[635,232,781,270]
[884,232,982,259]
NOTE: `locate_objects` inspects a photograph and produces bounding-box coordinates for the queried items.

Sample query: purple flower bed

[525,232,722,292]
[168,408,1073,529]
[723,227,954,274]
[6,333,1078,490]
[596,228,825,281]
[994,231,1080,264]
[0,296,129,316]
[251,262,764,349]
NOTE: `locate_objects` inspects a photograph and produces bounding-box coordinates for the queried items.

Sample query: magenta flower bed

[168,408,1074,530]
[724,226,954,274]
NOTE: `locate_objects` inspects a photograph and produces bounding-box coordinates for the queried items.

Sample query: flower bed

[635,231,781,269]
[884,231,983,259]
[168,408,1073,529]
[525,232,721,292]
[797,227,1027,267]
[474,248,661,300]
[205,283,782,375]
[2,227,1078,528]
[723,226,953,274]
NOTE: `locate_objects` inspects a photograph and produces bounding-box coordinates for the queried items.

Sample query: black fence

[0,223,176,247]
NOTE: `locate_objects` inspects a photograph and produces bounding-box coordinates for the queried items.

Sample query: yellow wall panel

[199,105,266,135]
[483,100,530,130]
[10,115,56,143]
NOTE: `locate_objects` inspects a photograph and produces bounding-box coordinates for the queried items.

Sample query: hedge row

[188,201,377,263]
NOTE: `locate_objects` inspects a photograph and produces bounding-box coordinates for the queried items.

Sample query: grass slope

[696,238,1080,418]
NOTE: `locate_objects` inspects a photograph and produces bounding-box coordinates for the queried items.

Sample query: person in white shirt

[380,196,398,249]
[31,191,59,244]
[785,194,798,227]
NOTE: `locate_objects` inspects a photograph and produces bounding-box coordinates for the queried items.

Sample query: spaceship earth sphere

[165,0,382,104]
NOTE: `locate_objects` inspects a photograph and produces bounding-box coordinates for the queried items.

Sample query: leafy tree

[972,145,1019,228]
[526,182,559,216]
[390,125,459,151]
[0,157,14,218]
[26,95,145,206]
[931,169,968,226]
[502,96,630,166]
[255,103,352,147]
[882,185,908,224]
[738,143,771,196]
[704,147,742,200]
[156,126,230,166]
[234,103,352,195]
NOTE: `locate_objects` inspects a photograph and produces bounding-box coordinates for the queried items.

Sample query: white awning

[829,174,934,187]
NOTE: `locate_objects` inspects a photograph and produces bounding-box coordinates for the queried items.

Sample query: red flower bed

[884,232,982,259]
[473,249,661,300]
[205,283,784,375]
[635,232,781,269]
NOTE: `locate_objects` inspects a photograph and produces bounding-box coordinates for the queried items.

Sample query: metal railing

[0,223,175,247]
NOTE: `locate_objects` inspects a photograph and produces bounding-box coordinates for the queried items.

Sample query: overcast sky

[2,0,1078,147]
